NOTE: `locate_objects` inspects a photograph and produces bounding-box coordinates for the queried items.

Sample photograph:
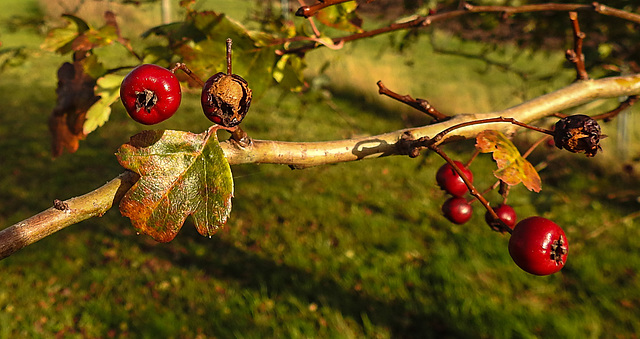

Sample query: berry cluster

[436,161,474,224]
[436,161,568,276]
[119,39,252,128]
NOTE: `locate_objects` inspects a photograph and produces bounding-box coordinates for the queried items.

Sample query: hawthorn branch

[0,172,139,260]
[1,73,640,259]
[225,73,640,167]
[279,2,640,55]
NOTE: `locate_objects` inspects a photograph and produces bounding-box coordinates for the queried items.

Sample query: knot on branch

[396,131,431,158]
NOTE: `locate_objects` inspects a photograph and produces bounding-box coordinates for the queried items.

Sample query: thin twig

[279,2,640,55]
[226,38,233,75]
[554,95,640,121]
[465,149,481,168]
[376,81,449,121]
[171,63,205,87]
[428,117,554,146]
[591,95,640,122]
[429,144,511,233]
[566,12,589,81]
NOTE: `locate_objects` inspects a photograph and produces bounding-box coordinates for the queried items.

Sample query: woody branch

[1,72,639,259]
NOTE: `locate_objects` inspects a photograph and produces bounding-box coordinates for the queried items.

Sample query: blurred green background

[1,0,639,337]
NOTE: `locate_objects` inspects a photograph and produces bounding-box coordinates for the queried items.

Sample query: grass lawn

[1,0,640,338]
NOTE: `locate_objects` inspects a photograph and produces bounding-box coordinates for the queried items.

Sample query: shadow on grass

[137,224,463,338]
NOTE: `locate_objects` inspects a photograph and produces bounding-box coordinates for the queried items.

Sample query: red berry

[442,197,473,224]
[508,217,569,276]
[485,204,517,232]
[436,161,473,197]
[120,64,182,125]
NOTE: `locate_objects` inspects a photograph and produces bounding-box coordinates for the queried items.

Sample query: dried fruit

[553,114,603,157]
[201,72,252,127]
[201,38,252,128]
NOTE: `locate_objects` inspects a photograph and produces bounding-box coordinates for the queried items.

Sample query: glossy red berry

[508,217,569,276]
[485,204,517,232]
[120,64,182,125]
[442,197,473,224]
[436,161,473,197]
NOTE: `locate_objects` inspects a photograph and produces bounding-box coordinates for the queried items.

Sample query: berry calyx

[508,216,569,276]
[442,197,473,224]
[436,161,473,197]
[120,64,182,125]
[485,204,517,232]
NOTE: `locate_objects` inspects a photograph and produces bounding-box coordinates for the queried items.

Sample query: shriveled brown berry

[201,72,252,128]
[553,114,603,157]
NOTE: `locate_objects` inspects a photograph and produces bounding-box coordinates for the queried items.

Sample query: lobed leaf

[475,130,541,192]
[143,10,305,95]
[41,14,90,54]
[117,127,234,242]
[83,74,123,135]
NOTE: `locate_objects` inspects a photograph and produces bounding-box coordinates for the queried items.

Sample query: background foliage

[1,0,639,337]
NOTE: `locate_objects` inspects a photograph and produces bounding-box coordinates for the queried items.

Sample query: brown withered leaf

[49,55,99,157]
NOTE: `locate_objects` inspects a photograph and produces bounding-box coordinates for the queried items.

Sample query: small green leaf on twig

[41,14,90,54]
[116,127,234,242]
[316,2,363,33]
[84,74,122,135]
[476,130,541,193]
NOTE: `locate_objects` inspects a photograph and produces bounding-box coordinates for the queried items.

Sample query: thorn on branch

[566,12,589,81]
[376,81,448,122]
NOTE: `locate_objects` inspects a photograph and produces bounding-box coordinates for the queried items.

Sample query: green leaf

[41,14,90,54]
[116,127,234,242]
[316,2,363,33]
[273,54,305,92]
[83,74,123,135]
[475,130,542,192]
[143,10,306,94]
[82,53,107,79]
